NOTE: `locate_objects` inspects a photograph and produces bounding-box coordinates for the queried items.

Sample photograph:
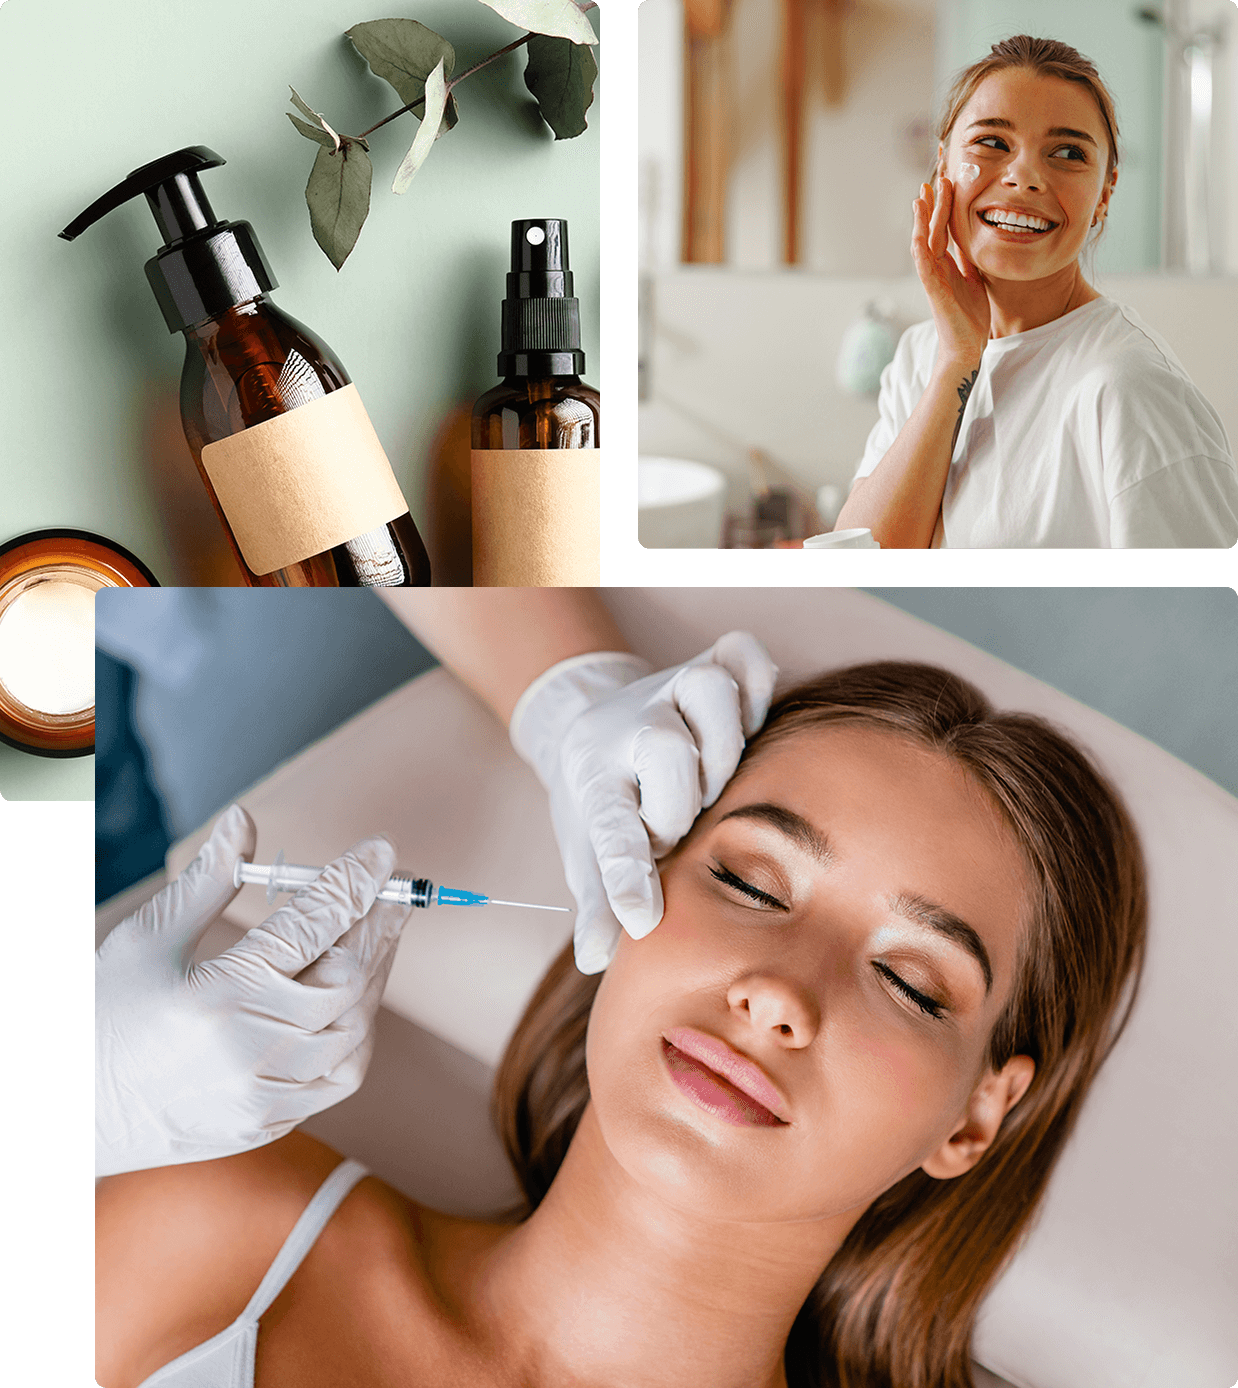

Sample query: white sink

[638,457,727,548]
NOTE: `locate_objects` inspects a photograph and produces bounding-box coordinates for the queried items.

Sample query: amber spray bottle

[60,147,430,587]
[471,219,600,586]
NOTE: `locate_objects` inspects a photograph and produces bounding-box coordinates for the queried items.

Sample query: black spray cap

[60,146,276,334]
[498,218,585,378]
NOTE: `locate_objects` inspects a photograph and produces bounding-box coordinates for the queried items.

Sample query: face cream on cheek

[958,162,980,185]
[0,580,96,715]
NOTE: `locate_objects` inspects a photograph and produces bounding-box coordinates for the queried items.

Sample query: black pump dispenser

[59,144,430,588]
[497,218,586,378]
[60,146,276,334]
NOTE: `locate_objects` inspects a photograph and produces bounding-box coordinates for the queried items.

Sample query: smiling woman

[493,661,1146,1387]
[834,35,1238,548]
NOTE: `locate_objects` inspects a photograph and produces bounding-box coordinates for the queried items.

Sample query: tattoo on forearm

[950,368,980,451]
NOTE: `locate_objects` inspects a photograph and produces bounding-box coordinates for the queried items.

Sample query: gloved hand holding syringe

[234,850,569,912]
[96,608,778,1180]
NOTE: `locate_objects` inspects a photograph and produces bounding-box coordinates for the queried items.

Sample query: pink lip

[662,1027,789,1127]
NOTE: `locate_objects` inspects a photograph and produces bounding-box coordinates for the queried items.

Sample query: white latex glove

[96,803,409,1177]
[510,632,778,974]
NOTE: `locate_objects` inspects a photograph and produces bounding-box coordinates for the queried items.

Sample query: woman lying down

[96,661,1146,1388]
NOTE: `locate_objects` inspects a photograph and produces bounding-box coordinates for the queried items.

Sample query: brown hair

[494,661,1147,1388]
[938,35,1120,182]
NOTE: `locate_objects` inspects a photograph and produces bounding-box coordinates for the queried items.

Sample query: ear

[1098,166,1118,217]
[921,1055,1035,1180]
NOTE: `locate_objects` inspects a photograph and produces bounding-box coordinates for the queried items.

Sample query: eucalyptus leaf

[305,137,372,270]
[288,86,341,150]
[345,19,459,131]
[391,57,448,194]
[288,113,336,149]
[524,34,597,139]
[289,86,320,123]
[480,0,597,45]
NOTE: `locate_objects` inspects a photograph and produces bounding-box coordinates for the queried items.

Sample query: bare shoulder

[95,1132,373,1388]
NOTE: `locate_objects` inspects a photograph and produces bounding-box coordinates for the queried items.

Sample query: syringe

[233,851,570,912]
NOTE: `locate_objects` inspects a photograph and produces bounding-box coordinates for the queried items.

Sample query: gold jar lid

[0,530,158,758]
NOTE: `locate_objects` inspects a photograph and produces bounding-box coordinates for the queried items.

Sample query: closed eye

[705,855,949,1021]
[709,863,789,912]
[874,962,946,1020]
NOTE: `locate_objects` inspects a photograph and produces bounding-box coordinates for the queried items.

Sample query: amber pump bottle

[60,147,430,587]
[471,219,600,586]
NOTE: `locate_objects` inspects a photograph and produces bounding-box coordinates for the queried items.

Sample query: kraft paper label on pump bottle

[201,385,409,575]
[471,448,600,586]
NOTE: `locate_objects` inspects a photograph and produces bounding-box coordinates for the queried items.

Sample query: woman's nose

[727,972,819,1049]
[1001,150,1042,192]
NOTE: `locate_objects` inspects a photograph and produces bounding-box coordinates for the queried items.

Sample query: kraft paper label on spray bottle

[471,448,600,586]
[200,385,409,575]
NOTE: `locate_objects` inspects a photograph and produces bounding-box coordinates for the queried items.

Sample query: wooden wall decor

[781,0,847,264]
[682,0,734,263]
[681,0,848,267]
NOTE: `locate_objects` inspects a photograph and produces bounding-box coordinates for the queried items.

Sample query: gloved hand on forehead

[95,803,409,1178]
[510,631,778,974]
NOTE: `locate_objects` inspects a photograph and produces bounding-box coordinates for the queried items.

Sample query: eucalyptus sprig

[286,0,599,269]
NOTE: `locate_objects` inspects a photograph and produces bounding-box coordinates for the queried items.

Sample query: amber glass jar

[0,531,157,757]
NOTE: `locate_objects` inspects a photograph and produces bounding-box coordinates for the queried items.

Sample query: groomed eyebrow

[717,803,834,867]
[966,116,1097,147]
[888,892,993,995]
[715,805,993,991]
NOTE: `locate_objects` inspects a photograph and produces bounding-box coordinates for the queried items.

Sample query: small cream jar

[0,531,156,757]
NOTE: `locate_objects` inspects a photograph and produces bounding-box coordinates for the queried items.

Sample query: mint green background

[0,0,599,802]
[937,0,1162,273]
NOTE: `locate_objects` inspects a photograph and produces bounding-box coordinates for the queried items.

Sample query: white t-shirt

[854,298,1238,547]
